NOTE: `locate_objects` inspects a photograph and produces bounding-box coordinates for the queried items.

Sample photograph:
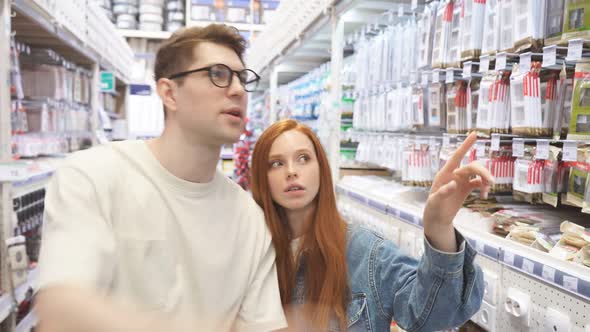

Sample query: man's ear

[157,78,178,114]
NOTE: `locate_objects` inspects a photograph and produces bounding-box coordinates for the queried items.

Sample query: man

[35,24,287,332]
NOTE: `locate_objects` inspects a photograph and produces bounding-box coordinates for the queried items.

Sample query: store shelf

[12,0,133,82]
[187,21,265,32]
[117,29,172,40]
[16,311,36,332]
[0,156,66,184]
[0,267,39,324]
[335,183,590,302]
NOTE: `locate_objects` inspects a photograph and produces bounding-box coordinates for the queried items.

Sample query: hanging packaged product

[427,82,446,129]
[568,60,590,140]
[417,1,438,69]
[565,160,590,208]
[498,0,516,52]
[431,0,452,68]
[510,62,554,137]
[445,0,462,68]
[476,71,496,135]
[481,0,501,56]
[542,146,566,207]
[466,79,479,132]
[10,38,25,100]
[553,66,574,140]
[459,0,485,61]
[411,85,426,129]
[402,139,440,187]
[512,0,547,52]
[488,71,511,134]
[544,0,566,45]
[446,81,468,134]
[488,147,516,193]
[563,0,590,41]
[513,153,546,204]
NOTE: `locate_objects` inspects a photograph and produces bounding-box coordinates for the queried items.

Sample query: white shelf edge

[15,311,36,332]
[117,29,172,40]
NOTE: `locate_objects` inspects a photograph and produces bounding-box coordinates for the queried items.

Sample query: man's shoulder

[60,141,142,181]
[216,174,264,216]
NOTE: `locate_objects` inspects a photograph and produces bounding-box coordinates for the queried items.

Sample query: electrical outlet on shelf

[504,287,531,327]
[543,308,571,332]
[475,300,497,331]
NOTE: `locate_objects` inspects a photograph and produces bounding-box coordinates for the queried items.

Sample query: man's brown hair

[154,24,247,83]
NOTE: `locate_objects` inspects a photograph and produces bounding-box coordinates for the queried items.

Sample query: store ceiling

[255,0,418,89]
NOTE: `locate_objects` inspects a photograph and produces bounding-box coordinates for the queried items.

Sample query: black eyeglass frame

[167,63,260,92]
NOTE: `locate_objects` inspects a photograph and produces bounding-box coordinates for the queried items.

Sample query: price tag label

[476,241,485,254]
[443,136,450,147]
[491,135,500,151]
[535,140,550,160]
[519,52,532,72]
[495,52,507,70]
[513,139,524,157]
[563,141,578,161]
[503,251,515,265]
[432,70,440,83]
[563,275,579,293]
[446,69,454,83]
[422,72,429,85]
[479,55,490,73]
[543,45,557,67]
[542,265,556,283]
[522,259,535,274]
[463,62,472,79]
[476,141,486,157]
[567,39,583,61]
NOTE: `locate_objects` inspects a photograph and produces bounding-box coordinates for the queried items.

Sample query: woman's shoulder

[346,223,387,251]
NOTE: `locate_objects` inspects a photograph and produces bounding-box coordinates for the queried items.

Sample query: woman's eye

[298,155,310,163]
[270,161,282,168]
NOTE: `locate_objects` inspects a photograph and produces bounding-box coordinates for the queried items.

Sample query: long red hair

[251,120,349,330]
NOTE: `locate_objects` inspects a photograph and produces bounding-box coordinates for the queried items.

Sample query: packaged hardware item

[563,0,590,41]
[542,146,565,207]
[510,62,555,137]
[401,139,440,188]
[466,79,479,131]
[411,85,426,129]
[417,1,438,69]
[512,0,547,52]
[498,0,515,53]
[446,81,468,134]
[445,0,462,68]
[553,66,574,139]
[481,0,500,55]
[427,82,446,129]
[565,161,590,208]
[568,60,590,140]
[460,0,486,61]
[545,0,566,45]
[431,1,452,68]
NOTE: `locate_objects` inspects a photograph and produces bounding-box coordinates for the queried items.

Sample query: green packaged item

[563,0,590,40]
[568,61,590,140]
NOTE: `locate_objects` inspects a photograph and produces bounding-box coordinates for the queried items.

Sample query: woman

[251,120,492,332]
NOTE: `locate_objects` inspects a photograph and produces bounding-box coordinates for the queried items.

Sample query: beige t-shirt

[38,140,287,332]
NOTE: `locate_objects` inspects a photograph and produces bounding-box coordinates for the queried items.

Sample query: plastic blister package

[568,60,590,140]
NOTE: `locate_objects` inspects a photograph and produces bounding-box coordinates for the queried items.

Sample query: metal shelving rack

[0,1,133,331]
[115,0,268,40]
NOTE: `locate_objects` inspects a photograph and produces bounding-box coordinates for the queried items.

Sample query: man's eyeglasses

[168,64,260,92]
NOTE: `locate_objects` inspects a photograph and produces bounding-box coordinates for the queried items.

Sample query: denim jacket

[290,225,484,332]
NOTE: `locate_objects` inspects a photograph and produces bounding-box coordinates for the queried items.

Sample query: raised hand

[423,132,494,252]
